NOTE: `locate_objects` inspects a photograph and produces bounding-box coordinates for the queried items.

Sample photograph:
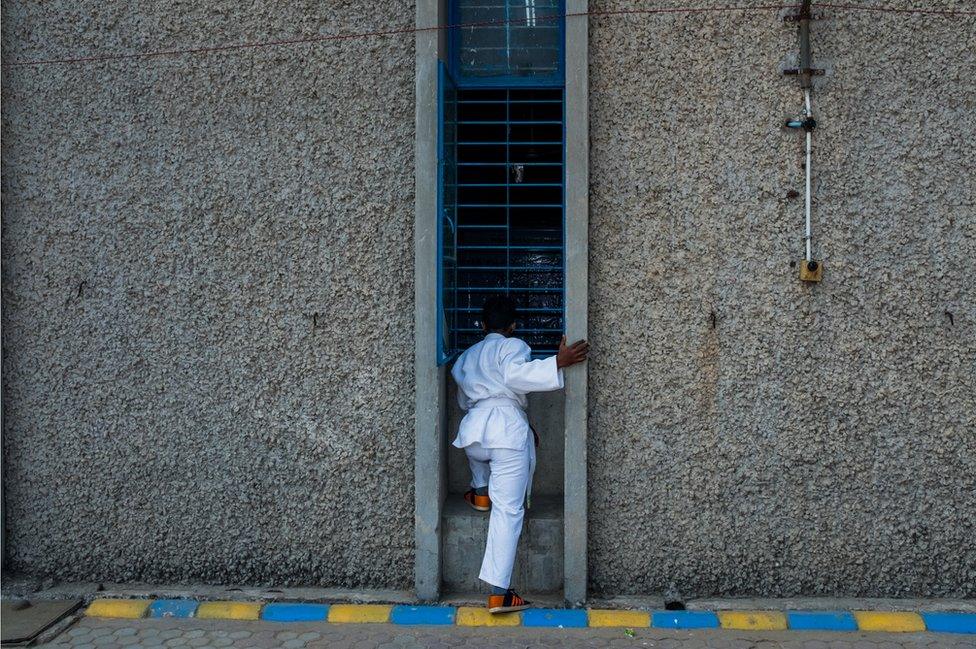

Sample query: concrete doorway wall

[414,0,588,606]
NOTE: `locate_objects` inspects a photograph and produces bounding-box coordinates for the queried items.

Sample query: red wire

[578,4,794,18]
[3,6,798,69]
[2,3,973,69]
[816,2,976,15]
[1,23,432,68]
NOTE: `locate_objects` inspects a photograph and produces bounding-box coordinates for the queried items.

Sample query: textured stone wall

[5,0,975,600]
[2,1,416,587]
[588,1,976,598]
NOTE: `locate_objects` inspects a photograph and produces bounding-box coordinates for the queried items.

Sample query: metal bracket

[783,68,825,77]
[799,260,823,282]
[783,13,824,22]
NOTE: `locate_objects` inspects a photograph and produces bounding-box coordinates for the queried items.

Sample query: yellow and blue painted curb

[85,599,976,634]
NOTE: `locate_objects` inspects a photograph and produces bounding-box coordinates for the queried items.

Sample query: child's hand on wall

[556,335,590,369]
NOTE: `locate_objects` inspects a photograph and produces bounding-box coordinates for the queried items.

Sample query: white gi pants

[465,439,534,590]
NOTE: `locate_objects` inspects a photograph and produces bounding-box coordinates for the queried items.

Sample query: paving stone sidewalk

[37,616,976,649]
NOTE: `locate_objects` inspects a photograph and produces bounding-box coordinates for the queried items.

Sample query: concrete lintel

[414,0,446,603]
[563,0,589,607]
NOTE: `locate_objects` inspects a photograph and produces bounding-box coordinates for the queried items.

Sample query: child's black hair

[482,296,518,331]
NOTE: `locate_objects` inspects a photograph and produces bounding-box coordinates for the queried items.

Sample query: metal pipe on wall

[785,0,821,279]
[799,0,813,90]
[800,0,814,262]
[804,88,813,262]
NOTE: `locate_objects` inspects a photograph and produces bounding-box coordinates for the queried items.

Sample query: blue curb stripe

[390,606,456,625]
[922,612,976,634]
[262,603,330,622]
[652,611,720,629]
[523,609,588,628]
[787,611,857,631]
[137,599,972,634]
[148,600,199,619]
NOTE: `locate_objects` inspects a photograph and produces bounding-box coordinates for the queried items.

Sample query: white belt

[469,396,522,410]
[468,396,535,509]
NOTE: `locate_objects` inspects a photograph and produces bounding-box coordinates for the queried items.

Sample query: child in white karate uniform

[451,296,589,613]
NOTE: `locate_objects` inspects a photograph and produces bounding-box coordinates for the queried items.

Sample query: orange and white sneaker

[488,590,530,614]
[464,489,491,512]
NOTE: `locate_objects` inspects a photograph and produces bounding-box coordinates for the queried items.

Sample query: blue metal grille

[450,0,564,87]
[437,63,459,364]
[449,87,565,358]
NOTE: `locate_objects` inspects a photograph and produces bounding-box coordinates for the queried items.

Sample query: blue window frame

[449,0,565,88]
[438,1,566,364]
[438,62,460,364]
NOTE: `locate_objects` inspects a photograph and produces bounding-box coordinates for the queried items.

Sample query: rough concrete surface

[1,1,416,587]
[442,495,563,594]
[587,1,976,598]
[4,0,976,601]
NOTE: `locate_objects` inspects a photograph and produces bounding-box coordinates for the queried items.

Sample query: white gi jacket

[451,333,565,506]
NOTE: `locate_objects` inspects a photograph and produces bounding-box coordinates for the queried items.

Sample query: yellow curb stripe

[196,601,262,620]
[85,599,150,619]
[455,607,521,627]
[718,611,788,631]
[587,609,650,628]
[327,604,393,624]
[854,611,925,632]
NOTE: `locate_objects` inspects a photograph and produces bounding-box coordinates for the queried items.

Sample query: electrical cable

[2,3,974,70]
[816,3,976,15]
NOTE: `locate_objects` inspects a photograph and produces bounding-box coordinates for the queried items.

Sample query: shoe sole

[465,498,491,512]
[488,604,530,614]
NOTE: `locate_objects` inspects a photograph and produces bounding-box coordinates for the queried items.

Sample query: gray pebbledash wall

[587,1,976,598]
[4,1,976,599]
[1,1,416,588]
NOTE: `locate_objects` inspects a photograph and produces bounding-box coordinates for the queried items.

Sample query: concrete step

[442,494,563,595]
